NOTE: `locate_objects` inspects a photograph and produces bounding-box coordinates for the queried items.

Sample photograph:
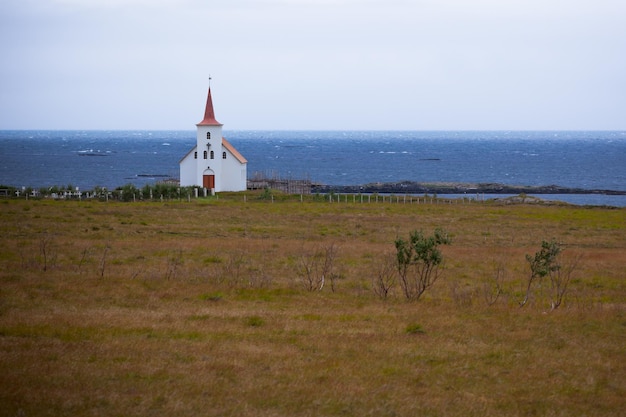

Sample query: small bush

[245,316,264,327]
[405,323,425,335]
[199,292,223,302]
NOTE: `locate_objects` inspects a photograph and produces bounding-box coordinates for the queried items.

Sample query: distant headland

[311,181,626,196]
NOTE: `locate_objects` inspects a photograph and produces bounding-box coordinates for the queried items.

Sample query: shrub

[395,228,451,301]
[199,292,223,302]
[245,316,264,327]
[405,323,425,335]
[372,252,396,300]
[520,239,581,310]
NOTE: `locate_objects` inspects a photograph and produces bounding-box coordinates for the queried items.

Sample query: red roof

[197,88,223,126]
[222,138,248,164]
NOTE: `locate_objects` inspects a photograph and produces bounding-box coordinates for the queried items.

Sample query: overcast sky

[1,0,625,130]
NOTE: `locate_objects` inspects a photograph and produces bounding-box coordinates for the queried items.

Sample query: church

[179,87,247,192]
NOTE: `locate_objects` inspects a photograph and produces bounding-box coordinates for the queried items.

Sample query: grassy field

[0,193,624,416]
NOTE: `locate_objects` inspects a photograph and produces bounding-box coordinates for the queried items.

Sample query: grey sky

[1,0,624,130]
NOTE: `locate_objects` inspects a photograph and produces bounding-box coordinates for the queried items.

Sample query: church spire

[197,87,222,126]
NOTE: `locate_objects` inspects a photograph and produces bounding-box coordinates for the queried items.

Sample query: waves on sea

[1,130,625,206]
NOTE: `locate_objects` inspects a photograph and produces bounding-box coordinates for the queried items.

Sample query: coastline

[2,180,625,207]
[312,181,626,196]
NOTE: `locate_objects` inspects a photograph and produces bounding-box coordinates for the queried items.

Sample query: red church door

[203,175,215,189]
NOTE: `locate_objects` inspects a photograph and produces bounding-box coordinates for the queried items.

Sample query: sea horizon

[2,128,625,134]
[1,130,625,206]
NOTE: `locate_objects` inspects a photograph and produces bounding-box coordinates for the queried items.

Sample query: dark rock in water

[311,181,626,196]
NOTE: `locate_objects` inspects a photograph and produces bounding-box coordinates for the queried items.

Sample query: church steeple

[197,87,222,126]
[180,83,247,191]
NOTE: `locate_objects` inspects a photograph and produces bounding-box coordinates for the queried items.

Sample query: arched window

[210,150,215,159]
[206,132,211,140]
[203,150,207,159]
[222,152,227,160]
[194,151,197,159]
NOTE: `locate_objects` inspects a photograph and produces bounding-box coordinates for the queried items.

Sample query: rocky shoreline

[311,181,626,196]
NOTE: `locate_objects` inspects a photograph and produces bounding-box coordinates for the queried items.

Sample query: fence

[247,172,313,195]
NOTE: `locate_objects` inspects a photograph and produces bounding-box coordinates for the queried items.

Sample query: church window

[203,150,207,159]
[222,152,227,159]
[206,132,211,140]
[210,150,215,159]
[194,151,197,159]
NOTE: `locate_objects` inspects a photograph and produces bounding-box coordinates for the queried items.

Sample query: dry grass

[0,194,624,416]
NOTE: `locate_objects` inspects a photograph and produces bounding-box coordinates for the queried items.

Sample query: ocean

[1,130,625,206]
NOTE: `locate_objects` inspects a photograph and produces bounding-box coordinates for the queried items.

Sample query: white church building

[179,87,247,192]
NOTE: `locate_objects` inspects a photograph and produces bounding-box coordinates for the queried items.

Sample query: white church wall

[221,152,247,191]
[179,151,197,187]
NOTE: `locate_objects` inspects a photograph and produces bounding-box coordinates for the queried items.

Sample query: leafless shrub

[222,250,247,287]
[323,243,340,292]
[247,265,273,289]
[206,249,273,289]
[297,243,339,292]
[164,249,184,280]
[372,252,396,299]
[549,252,582,310]
[483,260,506,306]
[77,247,92,273]
[99,245,110,278]
[39,233,57,271]
[450,281,479,307]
